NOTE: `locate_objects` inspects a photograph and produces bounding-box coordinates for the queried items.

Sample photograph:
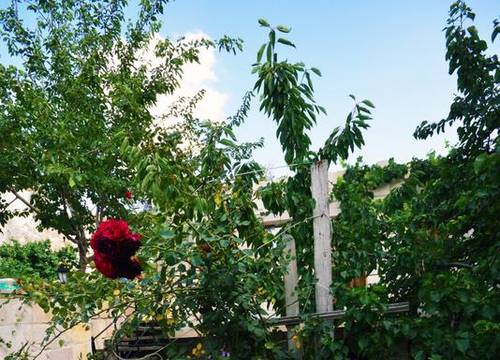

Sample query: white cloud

[147,32,228,124]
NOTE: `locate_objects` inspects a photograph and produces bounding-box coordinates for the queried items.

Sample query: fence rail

[268,301,410,327]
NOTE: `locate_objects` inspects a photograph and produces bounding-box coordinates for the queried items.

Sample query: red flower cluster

[125,191,133,200]
[90,219,142,279]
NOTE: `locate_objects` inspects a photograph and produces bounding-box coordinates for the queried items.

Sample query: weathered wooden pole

[283,234,301,358]
[310,160,334,335]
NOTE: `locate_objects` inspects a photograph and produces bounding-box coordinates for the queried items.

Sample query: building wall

[0,296,114,360]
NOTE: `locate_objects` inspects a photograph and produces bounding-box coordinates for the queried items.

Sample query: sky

[148,0,499,175]
[2,1,499,177]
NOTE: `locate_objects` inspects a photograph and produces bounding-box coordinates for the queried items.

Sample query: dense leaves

[319,2,500,358]
[414,1,499,156]
[257,2,499,358]
[0,240,76,280]
[255,23,375,322]
[0,0,242,269]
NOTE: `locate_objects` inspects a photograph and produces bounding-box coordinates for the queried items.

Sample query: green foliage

[314,2,499,358]
[325,151,499,358]
[414,1,499,156]
[9,103,290,359]
[258,2,499,358]
[0,0,243,269]
[0,240,76,280]
[118,94,290,357]
[331,159,406,289]
[380,153,500,358]
[319,97,375,163]
[379,5,499,356]
[1,1,498,360]
[253,25,374,167]
[257,179,288,215]
[253,25,324,165]
[255,22,375,322]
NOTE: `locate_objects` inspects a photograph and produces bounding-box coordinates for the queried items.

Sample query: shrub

[0,240,77,280]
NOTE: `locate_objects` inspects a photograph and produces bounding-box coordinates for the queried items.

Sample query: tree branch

[95,205,101,228]
[6,186,40,214]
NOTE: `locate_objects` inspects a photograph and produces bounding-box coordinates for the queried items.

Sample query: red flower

[91,219,142,280]
[125,191,133,199]
[93,251,118,279]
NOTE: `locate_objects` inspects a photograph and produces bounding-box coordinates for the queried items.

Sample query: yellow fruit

[113,289,120,296]
[292,334,302,350]
[214,192,222,206]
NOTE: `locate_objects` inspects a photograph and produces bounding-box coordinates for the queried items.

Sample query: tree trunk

[77,237,89,271]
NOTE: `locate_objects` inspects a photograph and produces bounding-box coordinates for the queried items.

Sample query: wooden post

[283,234,301,358]
[310,160,334,333]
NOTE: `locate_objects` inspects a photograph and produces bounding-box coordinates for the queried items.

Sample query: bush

[0,240,77,280]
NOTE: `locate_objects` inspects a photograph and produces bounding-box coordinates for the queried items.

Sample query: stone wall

[0,296,114,360]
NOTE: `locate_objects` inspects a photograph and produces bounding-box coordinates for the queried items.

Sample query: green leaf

[492,20,499,42]
[276,25,291,33]
[310,67,322,76]
[190,255,204,267]
[473,153,488,173]
[455,338,469,354]
[361,99,375,108]
[160,229,175,239]
[430,355,443,360]
[220,138,236,147]
[164,253,177,266]
[358,336,369,350]
[277,38,295,47]
[264,341,275,349]
[68,176,76,188]
[266,43,273,62]
[269,30,276,46]
[120,137,129,153]
[256,44,266,62]
[258,18,270,27]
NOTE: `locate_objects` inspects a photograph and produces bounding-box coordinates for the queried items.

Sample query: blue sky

[154,0,499,174]
[2,1,498,176]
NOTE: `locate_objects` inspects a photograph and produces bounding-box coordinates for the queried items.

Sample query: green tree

[0,239,76,280]
[254,20,375,323]
[317,2,499,358]
[256,2,499,358]
[0,0,240,269]
[382,2,499,357]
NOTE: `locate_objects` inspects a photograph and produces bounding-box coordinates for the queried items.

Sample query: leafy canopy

[0,0,242,268]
